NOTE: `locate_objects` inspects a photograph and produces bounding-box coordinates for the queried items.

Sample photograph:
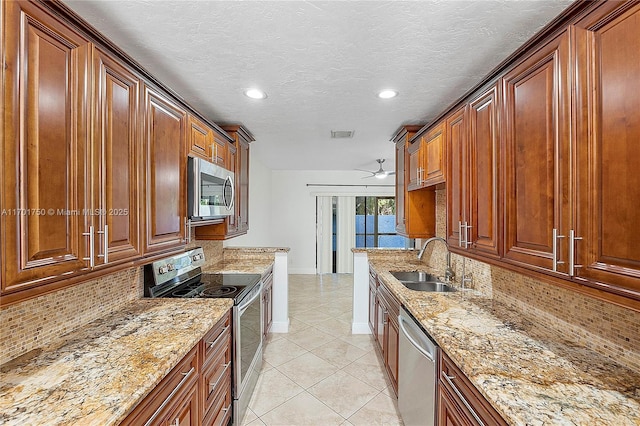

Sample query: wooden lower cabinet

[123,311,232,426]
[262,266,274,338]
[372,276,400,395]
[438,351,507,426]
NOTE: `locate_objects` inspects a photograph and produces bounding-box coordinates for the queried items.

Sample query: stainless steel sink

[401,281,457,292]
[390,271,439,282]
[390,271,457,292]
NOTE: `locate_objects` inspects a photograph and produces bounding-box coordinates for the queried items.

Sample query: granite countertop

[369,259,640,426]
[223,247,290,253]
[0,298,233,426]
[206,259,274,275]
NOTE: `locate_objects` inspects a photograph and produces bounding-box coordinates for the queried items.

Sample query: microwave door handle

[225,176,235,211]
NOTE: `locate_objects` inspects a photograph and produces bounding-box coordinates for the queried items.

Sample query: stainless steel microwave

[187,157,234,220]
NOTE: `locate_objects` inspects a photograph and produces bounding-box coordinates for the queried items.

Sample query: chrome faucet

[417,237,455,283]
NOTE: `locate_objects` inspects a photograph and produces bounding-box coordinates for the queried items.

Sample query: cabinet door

[438,386,473,426]
[446,106,468,249]
[162,382,199,426]
[142,86,187,254]
[375,295,385,353]
[1,1,90,294]
[211,135,227,167]
[575,4,640,295]
[92,47,141,267]
[423,123,446,186]
[395,138,407,234]
[386,316,399,395]
[368,275,377,334]
[187,115,211,160]
[502,31,571,273]
[237,139,250,232]
[468,85,501,258]
[407,141,422,190]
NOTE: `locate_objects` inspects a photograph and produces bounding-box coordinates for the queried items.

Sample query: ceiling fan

[356,159,395,179]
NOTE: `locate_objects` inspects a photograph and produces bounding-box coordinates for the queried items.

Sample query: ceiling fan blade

[388,171,396,175]
[354,168,375,174]
[361,174,376,179]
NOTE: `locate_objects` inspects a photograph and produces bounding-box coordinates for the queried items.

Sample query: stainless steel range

[144,247,263,426]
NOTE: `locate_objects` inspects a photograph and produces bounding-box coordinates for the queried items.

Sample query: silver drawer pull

[144,367,195,426]
[207,326,230,349]
[209,362,231,394]
[441,371,485,426]
[222,403,232,413]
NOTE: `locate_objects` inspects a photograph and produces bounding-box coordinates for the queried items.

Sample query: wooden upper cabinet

[393,126,435,239]
[502,31,571,273]
[236,135,250,233]
[187,114,212,160]
[91,47,141,267]
[408,121,446,190]
[1,1,91,295]
[225,142,239,234]
[142,85,187,254]
[422,122,446,186]
[468,85,501,258]
[573,3,640,296]
[445,106,468,249]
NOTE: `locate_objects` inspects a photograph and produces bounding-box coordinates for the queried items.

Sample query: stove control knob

[192,253,202,261]
[158,265,168,274]
[167,264,175,272]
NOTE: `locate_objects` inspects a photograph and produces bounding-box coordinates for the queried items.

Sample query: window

[355,196,412,248]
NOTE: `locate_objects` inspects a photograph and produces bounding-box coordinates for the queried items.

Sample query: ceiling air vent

[331,130,354,139]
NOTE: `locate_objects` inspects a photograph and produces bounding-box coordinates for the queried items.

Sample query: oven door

[188,157,234,219]
[233,281,263,425]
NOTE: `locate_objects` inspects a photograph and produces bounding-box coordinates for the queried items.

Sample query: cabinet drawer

[439,351,507,426]
[201,311,231,367]
[377,279,400,319]
[201,336,232,416]
[202,373,232,426]
[122,345,199,425]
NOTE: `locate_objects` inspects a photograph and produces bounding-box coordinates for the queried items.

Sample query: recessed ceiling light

[378,90,398,99]
[244,88,267,99]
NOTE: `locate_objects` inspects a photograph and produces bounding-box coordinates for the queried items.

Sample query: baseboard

[351,322,371,335]
[270,319,289,333]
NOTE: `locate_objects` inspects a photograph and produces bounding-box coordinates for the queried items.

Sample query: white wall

[224,149,273,247]
[269,170,394,274]
[226,148,396,273]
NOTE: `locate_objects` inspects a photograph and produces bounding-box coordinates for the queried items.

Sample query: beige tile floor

[242,274,404,426]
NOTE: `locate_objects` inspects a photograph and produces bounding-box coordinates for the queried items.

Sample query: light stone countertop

[206,259,274,275]
[369,258,640,425]
[0,298,233,426]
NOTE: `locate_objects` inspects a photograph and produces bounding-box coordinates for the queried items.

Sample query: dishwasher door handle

[398,315,434,362]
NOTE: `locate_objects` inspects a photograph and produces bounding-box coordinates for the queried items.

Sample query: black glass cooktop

[168,273,261,301]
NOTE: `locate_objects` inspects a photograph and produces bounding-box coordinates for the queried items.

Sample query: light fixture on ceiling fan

[356,159,395,179]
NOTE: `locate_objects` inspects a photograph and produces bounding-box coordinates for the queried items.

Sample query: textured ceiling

[65,0,573,172]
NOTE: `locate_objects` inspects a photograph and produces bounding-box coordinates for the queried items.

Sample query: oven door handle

[238,282,263,314]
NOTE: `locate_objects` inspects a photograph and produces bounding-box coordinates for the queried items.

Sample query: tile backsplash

[1,239,226,366]
[422,189,640,372]
[1,267,142,365]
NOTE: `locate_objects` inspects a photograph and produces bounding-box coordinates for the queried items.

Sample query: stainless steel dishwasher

[398,307,438,426]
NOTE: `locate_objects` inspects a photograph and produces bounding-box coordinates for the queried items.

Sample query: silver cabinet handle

[211,143,217,164]
[82,225,95,268]
[172,417,179,426]
[222,404,231,413]
[207,326,230,349]
[97,225,109,264]
[465,223,472,249]
[552,228,565,272]
[569,229,583,277]
[441,372,485,426]
[209,362,231,394]
[184,218,191,244]
[458,221,464,248]
[144,367,195,426]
